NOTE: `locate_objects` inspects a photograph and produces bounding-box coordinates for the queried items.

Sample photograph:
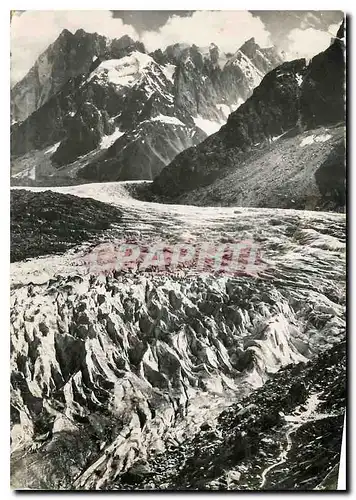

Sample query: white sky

[11,10,339,85]
[11,11,138,84]
[141,11,271,53]
[286,23,340,60]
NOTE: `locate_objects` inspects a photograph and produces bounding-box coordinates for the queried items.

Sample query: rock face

[11,30,282,184]
[11,30,144,123]
[151,39,282,124]
[152,22,345,209]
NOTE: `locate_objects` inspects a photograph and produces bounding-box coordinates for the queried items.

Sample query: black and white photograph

[9,9,346,491]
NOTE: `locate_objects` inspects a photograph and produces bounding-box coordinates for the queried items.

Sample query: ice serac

[11,32,283,185]
[152,22,345,210]
[10,181,346,489]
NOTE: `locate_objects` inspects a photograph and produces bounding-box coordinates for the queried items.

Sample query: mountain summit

[11,30,144,123]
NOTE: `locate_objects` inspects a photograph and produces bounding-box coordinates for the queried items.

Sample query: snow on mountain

[151,114,185,126]
[152,25,345,209]
[161,63,176,83]
[10,181,346,489]
[226,50,264,89]
[44,142,61,155]
[300,134,332,147]
[12,165,36,181]
[11,30,283,185]
[193,116,224,136]
[88,52,155,87]
[11,30,145,123]
[100,128,125,149]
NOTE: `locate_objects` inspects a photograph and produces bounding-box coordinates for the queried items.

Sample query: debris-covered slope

[171,125,345,211]
[11,189,122,262]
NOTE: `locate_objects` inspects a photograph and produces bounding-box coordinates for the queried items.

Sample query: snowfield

[88,52,155,87]
[100,128,125,149]
[300,134,332,147]
[151,114,185,127]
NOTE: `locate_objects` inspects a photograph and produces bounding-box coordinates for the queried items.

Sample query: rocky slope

[151,22,345,209]
[10,182,346,490]
[11,31,282,185]
[11,190,122,262]
[161,125,345,211]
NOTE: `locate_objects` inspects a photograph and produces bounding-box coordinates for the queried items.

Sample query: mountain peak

[239,37,260,57]
[110,34,138,51]
[334,19,345,45]
[118,34,136,45]
[58,28,74,39]
[74,28,90,37]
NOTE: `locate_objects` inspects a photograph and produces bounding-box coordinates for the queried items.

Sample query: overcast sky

[11,10,343,86]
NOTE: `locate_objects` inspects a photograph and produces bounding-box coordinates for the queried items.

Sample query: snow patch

[162,64,176,83]
[228,51,264,89]
[151,114,185,127]
[100,128,125,149]
[300,134,332,147]
[88,52,154,88]
[300,135,315,147]
[271,132,286,142]
[296,73,303,87]
[315,134,332,143]
[193,116,224,136]
[44,142,61,155]
[12,165,36,180]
